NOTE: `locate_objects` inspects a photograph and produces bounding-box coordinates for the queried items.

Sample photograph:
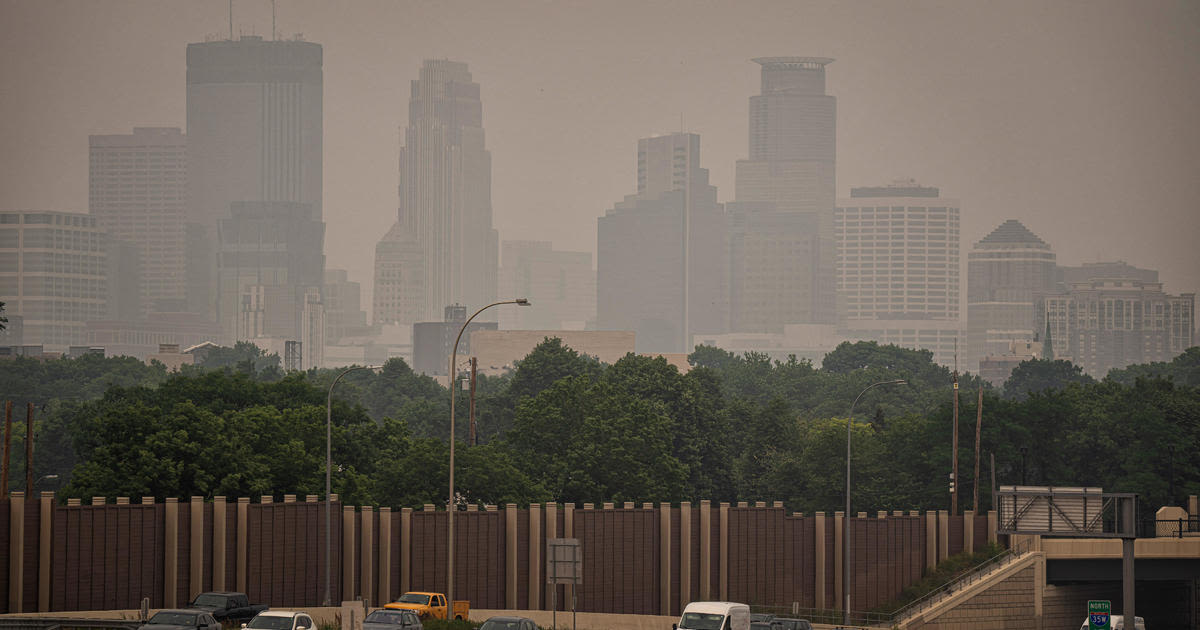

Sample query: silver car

[364,609,423,630]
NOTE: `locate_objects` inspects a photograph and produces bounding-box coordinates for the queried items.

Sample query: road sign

[1088,600,1111,630]
[547,538,582,584]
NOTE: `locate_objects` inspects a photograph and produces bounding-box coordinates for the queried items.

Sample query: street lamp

[448,298,529,613]
[324,365,381,607]
[844,378,905,625]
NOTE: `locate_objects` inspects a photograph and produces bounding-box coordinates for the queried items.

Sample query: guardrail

[0,619,143,630]
[886,536,1035,625]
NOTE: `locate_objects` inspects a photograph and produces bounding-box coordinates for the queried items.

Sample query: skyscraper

[88,127,187,315]
[597,132,728,353]
[967,219,1057,372]
[374,60,498,327]
[498,240,595,331]
[731,57,837,331]
[186,35,324,328]
[836,181,962,367]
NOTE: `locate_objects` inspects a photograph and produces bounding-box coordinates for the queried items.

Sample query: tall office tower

[0,211,110,346]
[88,127,187,314]
[216,201,325,352]
[374,60,498,327]
[498,241,595,331]
[598,132,728,353]
[186,35,323,324]
[967,219,1057,372]
[323,269,370,344]
[1039,280,1194,377]
[835,182,962,367]
[731,57,837,332]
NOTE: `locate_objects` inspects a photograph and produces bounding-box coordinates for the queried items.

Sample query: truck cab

[675,601,751,630]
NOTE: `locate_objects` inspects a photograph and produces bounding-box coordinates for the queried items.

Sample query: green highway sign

[1088,600,1111,630]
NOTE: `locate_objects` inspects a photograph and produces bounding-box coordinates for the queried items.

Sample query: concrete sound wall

[2,493,997,616]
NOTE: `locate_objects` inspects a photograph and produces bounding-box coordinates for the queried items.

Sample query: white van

[675,602,751,630]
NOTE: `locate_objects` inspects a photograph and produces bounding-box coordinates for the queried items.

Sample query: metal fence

[1140,516,1200,538]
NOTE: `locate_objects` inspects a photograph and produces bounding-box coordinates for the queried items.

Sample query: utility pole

[973,386,982,513]
[2,401,11,497]
[468,357,478,446]
[951,370,959,515]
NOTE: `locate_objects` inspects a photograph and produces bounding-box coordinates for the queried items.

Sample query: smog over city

[0,0,1197,366]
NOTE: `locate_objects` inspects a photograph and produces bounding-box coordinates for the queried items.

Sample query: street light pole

[845,378,905,625]
[448,299,529,613]
[325,365,380,606]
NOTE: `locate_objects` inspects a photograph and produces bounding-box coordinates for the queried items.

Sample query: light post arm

[325,364,379,606]
[844,378,905,624]
[448,298,528,612]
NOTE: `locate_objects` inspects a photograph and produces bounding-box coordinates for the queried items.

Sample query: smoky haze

[1,0,1198,333]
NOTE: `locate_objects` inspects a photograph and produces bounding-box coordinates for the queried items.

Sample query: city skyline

[2,1,1198,331]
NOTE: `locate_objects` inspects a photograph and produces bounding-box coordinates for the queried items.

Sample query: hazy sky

[2,0,1198,314]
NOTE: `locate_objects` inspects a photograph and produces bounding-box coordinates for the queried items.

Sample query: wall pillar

[963,510,975,553]
[165,497,179,608]
[236,497,249,593]
[699,500,711,601]
[190,496,204,601]
[360,506,373,606]
[1189,495,1198,517]
[38,492,53,612]
[814,512,826,610]
[400,508,412,594]
[528,502,541,610]
[833,510,843,614]
[937,510,949,562]
[342,505,356,602]
[659,502,671,616]
[679,501,691,611]
[564,503,575,614]
[378,508,392,606]
[987,509,998,544]
[925,510,937,569]
[718,502,729,601]
[212,497,227,592]
[505,504,518,609]
[8,491,25,613]
[544,503,557,609]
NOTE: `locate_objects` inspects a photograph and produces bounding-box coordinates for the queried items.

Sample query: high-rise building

[216,201,325,354]
[374,60,498,327]
[89,127,188,315]
[498,241,595,331]
[186,35,323,323]
[0,211,110,346]
[836,181,962,367]
[731,57,837,331]
[967,219,1056,372]
[323,269,370,344]
[597,132,728,353]
[1039,279,1194,377]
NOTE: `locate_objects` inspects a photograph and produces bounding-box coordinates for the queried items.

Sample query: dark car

[188,592,268,624]
[749,623,778,630]
[363,609,423,630]
[478,616,538,630]
[749,614,775,623]
[139,609,221,630]
[772,619,813,630]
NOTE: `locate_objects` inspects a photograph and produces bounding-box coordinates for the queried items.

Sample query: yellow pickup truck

[384,592,470,621]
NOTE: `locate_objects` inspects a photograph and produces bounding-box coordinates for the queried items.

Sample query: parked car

[772,618,812,630]
[478,617,538,630]
[363,609,423,630]
[241,611,315,630]
[139,609,221,630]
[749,613,775,622]
[383,591,469,621]
[188,592,268,624]
[675,601,751,630]
[749,623,778,630]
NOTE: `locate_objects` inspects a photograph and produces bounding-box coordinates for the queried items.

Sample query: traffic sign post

[1088,600,1111,630]
[548,538,581,630]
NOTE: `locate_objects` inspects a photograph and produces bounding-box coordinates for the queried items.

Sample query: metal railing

[0,619,143,630]
[887,536,1036,624]
[1140,516,1200,538]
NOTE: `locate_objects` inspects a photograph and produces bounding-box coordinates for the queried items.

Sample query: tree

[1002,358,1094,400]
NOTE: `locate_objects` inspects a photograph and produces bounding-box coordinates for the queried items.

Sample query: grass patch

[872,541,1009,616]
